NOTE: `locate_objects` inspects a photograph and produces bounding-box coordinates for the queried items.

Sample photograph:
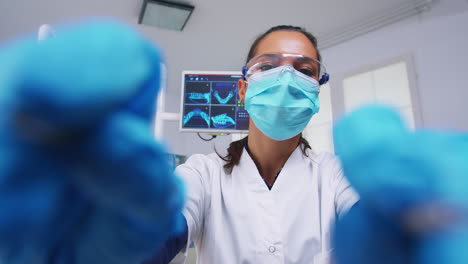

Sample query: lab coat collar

[235,145,304,192]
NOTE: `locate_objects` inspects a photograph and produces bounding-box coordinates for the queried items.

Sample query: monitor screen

[180,71,249,133]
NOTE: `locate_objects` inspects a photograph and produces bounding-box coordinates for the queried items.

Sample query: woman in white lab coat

[145,25,359,264]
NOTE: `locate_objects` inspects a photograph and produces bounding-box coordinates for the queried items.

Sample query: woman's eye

[259,64,274,72]
[298,68,316,77]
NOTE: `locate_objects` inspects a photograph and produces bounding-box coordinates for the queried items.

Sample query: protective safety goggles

[242,53,330,85]
[247,64,321,92]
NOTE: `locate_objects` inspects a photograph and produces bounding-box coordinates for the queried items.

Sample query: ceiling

[0,0,461,112]
[0,0,429,40]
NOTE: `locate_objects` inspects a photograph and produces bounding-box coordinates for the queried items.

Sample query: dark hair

[216,25,319,173]
[217,136,311,173]
[246,25,322,64]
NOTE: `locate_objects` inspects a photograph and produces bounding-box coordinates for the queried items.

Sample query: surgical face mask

[245,64,320,141]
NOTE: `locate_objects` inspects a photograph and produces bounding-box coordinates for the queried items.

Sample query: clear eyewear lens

[246,53,325,80]
[247,65,321,92]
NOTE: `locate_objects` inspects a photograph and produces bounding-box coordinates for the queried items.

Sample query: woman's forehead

[254,31,318,60]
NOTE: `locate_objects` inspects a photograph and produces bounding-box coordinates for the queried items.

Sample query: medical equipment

[245,65,320,140]
[179,71,249,134]
[332,104,468,264]
[38,24,55,42]
[0,20,185,264]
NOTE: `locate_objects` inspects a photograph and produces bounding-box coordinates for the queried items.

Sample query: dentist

[149,25,359,264]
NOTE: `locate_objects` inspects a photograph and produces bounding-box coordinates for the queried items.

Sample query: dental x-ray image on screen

[180,71,249,133]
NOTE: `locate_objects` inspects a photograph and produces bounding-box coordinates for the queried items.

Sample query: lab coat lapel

[234,147,269,193]
[234,146,305,192]
[270,146,304,193]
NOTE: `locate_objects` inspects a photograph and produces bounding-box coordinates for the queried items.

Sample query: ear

[238,78,248,102]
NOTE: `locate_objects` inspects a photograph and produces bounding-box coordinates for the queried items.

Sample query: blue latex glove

[0,20,185,264]
[332,105,468,264]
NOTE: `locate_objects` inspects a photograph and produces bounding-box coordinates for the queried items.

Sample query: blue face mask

[245,65,320,141]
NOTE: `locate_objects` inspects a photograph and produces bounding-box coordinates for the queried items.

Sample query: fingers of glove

[69,112,185,225]
[413,132,468,204]
[0,20,163,134]
[38,24,56,42]
[4,189,92,264]
[333,104,407,162]
[334,105,468,212]
[418,226,468,264]
[0,140,69,247]
[333,203,413,264]
[73,209,185,264]
[0,127,95,261]
[333,105,419,203]
[333,105,468,264]
[0,20,171,263]
[333,106,468,264]
[334,204,468,264]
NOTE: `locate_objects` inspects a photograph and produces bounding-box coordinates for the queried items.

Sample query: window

[341,60,419,129]
[304,55,422,153]
[303,83,335,153]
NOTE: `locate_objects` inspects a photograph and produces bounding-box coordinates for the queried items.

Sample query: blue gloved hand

[0,20,185,264]
[332,105,468,264]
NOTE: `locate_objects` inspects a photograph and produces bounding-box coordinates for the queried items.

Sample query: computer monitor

[180,71,249,133]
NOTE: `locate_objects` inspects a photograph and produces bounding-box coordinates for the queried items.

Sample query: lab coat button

[269,246,276,253]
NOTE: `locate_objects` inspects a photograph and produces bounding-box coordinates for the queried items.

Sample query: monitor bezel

[179,70,249,134]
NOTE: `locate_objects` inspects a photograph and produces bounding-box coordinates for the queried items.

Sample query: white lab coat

[172,146,358,264]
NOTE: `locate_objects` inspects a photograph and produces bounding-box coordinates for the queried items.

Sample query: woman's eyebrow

[262,53,280,59]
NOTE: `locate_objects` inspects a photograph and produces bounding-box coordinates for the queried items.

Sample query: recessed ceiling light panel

[139,0,194,31]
